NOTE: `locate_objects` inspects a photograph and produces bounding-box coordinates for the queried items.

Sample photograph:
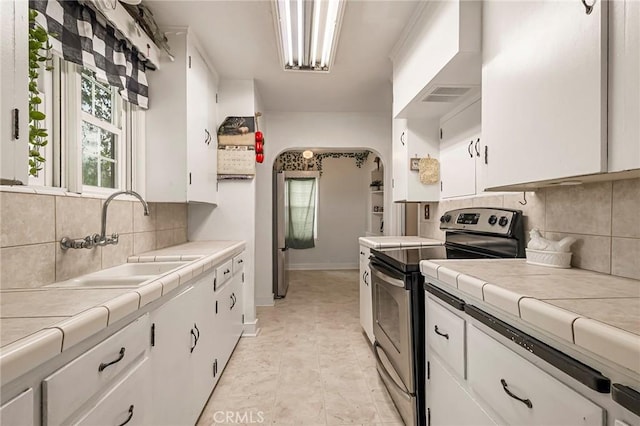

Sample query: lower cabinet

[358,245,373,344]
[75,358,151,426]
[0,388,34,426]
[150,264,244,426]
[427,355,496,426]
[43,315,151,426]
[467,324,604,426]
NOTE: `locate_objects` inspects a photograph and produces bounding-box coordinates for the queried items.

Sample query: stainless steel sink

[47,261,189,288]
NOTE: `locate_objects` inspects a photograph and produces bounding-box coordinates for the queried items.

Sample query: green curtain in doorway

[285,178,316,249]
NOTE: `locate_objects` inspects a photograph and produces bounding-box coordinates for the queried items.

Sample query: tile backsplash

[0,190,188,289]
[419,178,640,280]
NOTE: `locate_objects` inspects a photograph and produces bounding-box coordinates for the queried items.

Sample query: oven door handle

[370,264,406,288]
[373,341,412,397]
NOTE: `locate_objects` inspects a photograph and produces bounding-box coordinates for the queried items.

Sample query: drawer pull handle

[237,259,243,264]
[98,347,125,372]
[434,325,449,340]
[501,379,533,409]
[224,269,230,275]
[118,405,134,426]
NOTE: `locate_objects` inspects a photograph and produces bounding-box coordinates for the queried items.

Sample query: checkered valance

[29,0,150,108]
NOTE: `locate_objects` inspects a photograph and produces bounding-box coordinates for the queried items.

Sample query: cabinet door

[482,0,607,188]
[392,119,409,202]
[188,276,217,424]
[439,98,481,198]
[427,356,496,426]
[439,141,476,199]
[359,246,374,344]
[186,47,216,204]
[608,0,640,172]
[149,287,195,426]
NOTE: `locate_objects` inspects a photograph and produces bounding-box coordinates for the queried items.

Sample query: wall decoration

[410,158,420,171]
[275,151,370,174]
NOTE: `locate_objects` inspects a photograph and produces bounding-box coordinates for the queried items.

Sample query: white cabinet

[608,0,640,172]
[359,245,373,344]
[424,293,495,426]
[392,118,440,202]
[439,99,485,198]
[482,0,607,188]
[0,0,28,184]
[75,359,151,426]
[149,286,196,425]
[467,324,604,426]
[427,356,496,426]
[43,315,150,426]
[0,388,34,426]
[146,31,218,204]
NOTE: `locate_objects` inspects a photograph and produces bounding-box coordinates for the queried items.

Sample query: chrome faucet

[98,190,150,246]
[60,190,150,250]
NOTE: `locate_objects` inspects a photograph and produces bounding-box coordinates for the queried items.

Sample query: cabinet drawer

[232,252,246,274]
[43,315,150,426]
[75,358,150,426]
[215,259,233,290]
[426,295,465,378]
[467,324,604,426]
[1,388,34,426]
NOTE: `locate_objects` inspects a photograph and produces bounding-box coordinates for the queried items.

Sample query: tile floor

[197,270,403,426]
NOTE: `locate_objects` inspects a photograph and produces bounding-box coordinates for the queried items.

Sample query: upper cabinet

[392,118,440,202]
[439,98,486,198]
[146,31,219,204]
[391,0,481,120]
[608,0,640,172]
[482,0,608,188]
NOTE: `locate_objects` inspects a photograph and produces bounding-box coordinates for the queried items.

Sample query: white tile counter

[358,236,443,249]
[420,259,640,374]
[0,240,244,385]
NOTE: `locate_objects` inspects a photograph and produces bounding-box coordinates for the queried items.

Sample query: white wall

[188,79,259,334]
[255,111,392,305]
[287,157,368,270]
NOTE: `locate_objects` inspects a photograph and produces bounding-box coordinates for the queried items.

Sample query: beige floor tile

[324,390,380,425]
[200,270,401,426]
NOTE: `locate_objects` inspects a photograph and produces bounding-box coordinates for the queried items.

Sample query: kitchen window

[285,174,319,249]
[27,56,139,193]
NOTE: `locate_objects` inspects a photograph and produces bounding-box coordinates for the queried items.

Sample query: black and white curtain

[30,0,151,108]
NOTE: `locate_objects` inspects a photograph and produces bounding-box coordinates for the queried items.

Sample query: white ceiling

[146,0,420,113]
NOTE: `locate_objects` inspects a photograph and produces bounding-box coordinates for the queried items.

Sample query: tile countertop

[420,259,640,375]
[359,236,443,249]
[0,240,245,386]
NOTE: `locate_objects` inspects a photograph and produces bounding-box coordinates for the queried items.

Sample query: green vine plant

[28,9,54,177]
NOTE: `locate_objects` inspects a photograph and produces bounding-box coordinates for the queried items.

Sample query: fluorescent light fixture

[273,0,345,72]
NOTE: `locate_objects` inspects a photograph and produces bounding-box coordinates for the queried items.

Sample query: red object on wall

[255,131,264,142]
[256,153,264,163]
[255,141,264,153]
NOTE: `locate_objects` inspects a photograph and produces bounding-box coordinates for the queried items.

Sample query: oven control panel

[440,208,520,235]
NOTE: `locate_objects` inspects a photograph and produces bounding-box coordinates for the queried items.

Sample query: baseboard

[242,318,260,337]
[255,295,275,306]
[286,263,358,271]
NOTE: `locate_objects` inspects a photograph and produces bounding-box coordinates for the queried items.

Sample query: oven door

[370,260,414,393]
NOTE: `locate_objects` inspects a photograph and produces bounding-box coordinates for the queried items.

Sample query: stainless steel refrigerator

[273,172,288,298]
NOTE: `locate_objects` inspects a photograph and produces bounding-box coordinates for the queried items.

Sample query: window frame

[26,55,138,195]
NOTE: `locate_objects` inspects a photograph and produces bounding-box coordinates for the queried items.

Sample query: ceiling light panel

[273,0,344,72]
